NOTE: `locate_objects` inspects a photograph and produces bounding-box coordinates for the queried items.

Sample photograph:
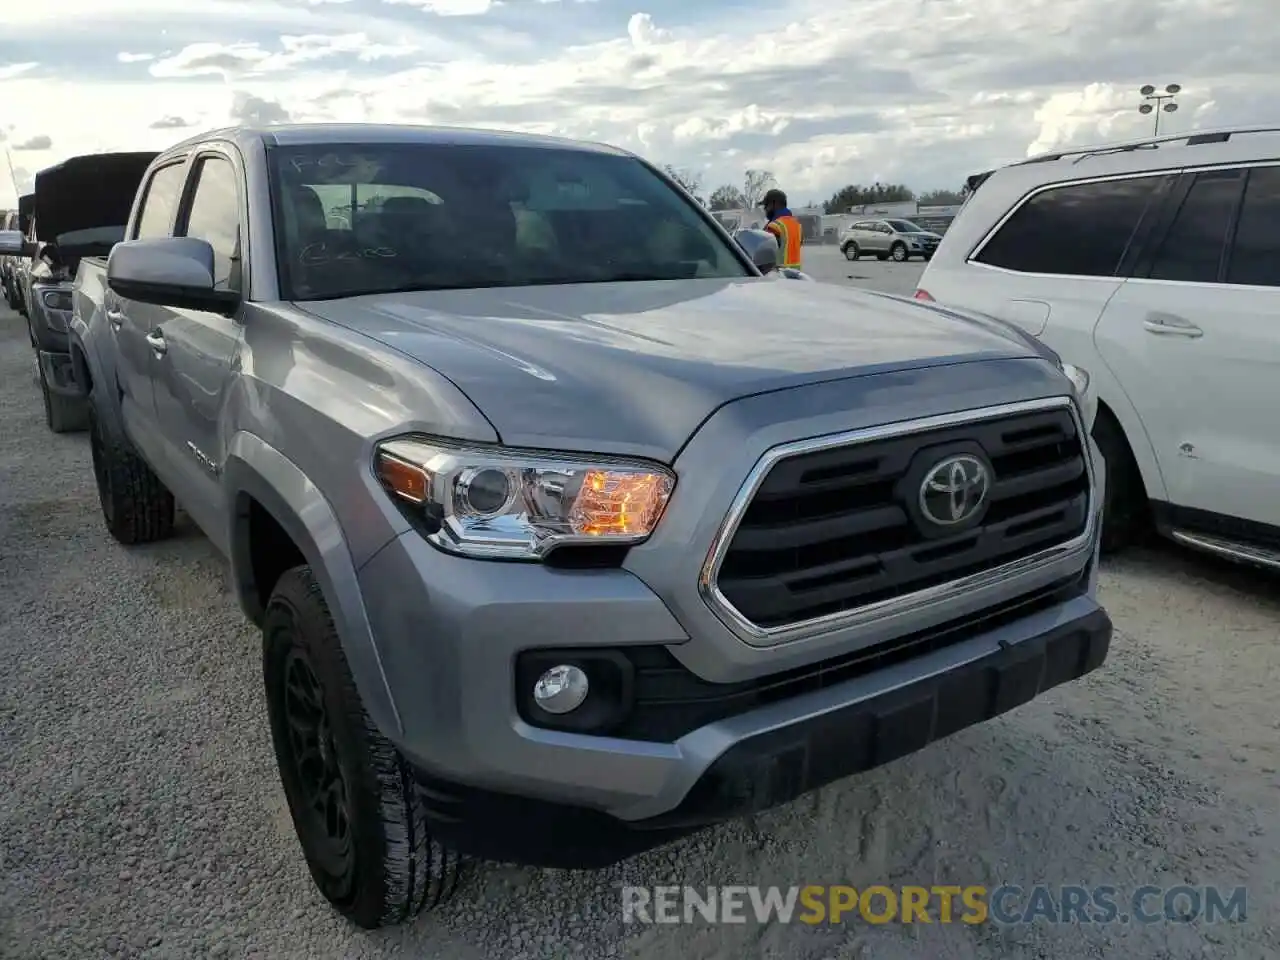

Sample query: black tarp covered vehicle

[27,152,157,432]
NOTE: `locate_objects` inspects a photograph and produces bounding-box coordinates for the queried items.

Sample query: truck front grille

[712,401,1091,631]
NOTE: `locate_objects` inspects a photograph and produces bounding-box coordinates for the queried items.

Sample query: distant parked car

[840,219,941,262]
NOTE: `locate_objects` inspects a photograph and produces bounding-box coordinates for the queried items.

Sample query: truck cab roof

[156,123,633,163]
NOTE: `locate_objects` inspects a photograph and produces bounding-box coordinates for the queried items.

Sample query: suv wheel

[88,398,175,543]
[264,566,465,929]
[842,242,860,261]
[1092,410,1149,554]
[891,242,908,262]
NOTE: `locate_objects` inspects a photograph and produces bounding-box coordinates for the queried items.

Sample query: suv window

[1147,169,1244,283]
[180,156,241,291]
[975,174,1168,277]
[134,163,187,240]
[1226,165,1280,287]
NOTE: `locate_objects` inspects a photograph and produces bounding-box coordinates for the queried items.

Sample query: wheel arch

[225,432,404,739]
[1089,376,1167,505]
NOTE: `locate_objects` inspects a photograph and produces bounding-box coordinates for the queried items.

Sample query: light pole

[1139,83,1181,136]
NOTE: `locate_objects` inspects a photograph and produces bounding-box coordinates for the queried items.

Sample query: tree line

[661,165,965,213]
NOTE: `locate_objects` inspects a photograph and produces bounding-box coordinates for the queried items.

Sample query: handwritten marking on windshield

[299,244,398,266]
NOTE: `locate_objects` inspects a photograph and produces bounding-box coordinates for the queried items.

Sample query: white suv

[916,125,1280,569]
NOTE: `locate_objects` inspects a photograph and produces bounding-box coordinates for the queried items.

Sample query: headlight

[42,289,73,312]
[374,438,676,560]
[1060,362,1097,430]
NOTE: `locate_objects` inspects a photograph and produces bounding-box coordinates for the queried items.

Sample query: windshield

[887,220,924,232]
[268,142,751,300]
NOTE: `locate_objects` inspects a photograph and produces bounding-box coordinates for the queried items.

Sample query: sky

[2,0,1278,208]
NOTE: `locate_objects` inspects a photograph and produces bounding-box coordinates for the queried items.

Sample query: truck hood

[299,277,1048,460]
[33,152,157,243]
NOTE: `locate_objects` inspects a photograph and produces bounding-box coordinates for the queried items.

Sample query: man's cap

[762,188,788,207]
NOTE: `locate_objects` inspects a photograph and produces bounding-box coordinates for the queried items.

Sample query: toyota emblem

[919,454,990,526]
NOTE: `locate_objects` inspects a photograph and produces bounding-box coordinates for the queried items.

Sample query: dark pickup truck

[23,152,157,431]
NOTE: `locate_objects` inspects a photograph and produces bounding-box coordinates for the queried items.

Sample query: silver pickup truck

[43,123,1113,929]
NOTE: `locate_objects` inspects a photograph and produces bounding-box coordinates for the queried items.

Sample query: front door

[112,159,191,459]
[150,151,245,553]
[1095,164,1280,529]
[106,288,166,443]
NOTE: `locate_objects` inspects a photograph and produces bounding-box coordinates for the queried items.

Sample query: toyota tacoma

[57,123,1112,929]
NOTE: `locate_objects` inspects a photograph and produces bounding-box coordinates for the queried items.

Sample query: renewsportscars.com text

[621,884,1248,926]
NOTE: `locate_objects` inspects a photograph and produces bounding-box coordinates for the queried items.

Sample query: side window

[1225,166,1280,287]
[975,175,1169,277]
[1146,169,1243,284]
[179,156,241,292]
[134,163,187,239]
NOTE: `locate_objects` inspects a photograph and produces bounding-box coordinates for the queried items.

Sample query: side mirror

[107,237,240,315]
[0,229,34,257]
[734,228,778,274]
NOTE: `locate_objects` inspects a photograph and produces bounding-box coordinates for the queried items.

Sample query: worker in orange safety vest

[761,188,802,269]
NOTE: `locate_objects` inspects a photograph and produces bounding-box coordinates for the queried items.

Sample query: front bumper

[353,368,1108,867]
[392,572,1110,867]
[359,528,1108,864]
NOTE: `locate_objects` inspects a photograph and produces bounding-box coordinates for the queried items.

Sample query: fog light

[533,665,589,714]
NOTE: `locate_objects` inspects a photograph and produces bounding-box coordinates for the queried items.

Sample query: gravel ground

[1,273,1277,959]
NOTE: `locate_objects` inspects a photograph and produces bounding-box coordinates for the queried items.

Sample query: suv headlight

[1060,362,1097,430]
[374,438,676,560]
[42,289,73,312]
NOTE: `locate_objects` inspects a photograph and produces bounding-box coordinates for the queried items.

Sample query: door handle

[106,308,124,330]
[145,331,168,355]
[1143,312,1202,338]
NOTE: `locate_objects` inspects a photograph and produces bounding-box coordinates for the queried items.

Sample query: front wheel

[1092,411,1149,554]
[842,242,860,261]
[891,243,908,262]
[264,566,465,928]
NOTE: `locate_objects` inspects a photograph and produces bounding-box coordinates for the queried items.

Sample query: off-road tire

[264,566,465,929]
[1092,409,1148,555]
[891,242,908,262]
[87,398,175,544]
[38,363,89,433]
[842,242,860,261]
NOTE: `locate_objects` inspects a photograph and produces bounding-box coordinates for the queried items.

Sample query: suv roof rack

[960,124,1280,200]
[1012,123,1280,167]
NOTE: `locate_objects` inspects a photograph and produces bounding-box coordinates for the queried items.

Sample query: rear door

[870,222,892,253]
[110,159,188,455]
[936,173,1177,343]
[150,149,246,552]
[1095,164,1280,528]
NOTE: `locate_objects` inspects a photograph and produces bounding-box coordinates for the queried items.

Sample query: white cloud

[382,0,498,15]
[627,12,670,47]
[0,63,39,81]
[12,134,53,151]
[2,0,1280,209]
[149,33,416,79]
[149,115,196,129]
